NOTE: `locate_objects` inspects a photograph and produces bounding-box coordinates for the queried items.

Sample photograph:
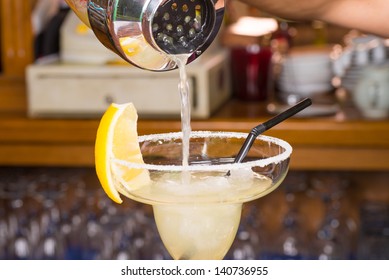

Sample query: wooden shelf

[1,99,389,170]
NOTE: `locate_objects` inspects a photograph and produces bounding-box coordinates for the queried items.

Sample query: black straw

[231,98,312,168]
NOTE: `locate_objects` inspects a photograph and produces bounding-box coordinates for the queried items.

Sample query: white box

[26,51,231,119]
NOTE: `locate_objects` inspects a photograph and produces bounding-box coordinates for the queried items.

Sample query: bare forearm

[319,0,389,38]
[238,0,329,20]
[238,0,389,37]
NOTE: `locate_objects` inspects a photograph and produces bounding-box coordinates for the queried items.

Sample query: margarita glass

[115,131,292,260]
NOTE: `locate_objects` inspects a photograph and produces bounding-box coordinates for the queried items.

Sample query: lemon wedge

[95,103,150,204]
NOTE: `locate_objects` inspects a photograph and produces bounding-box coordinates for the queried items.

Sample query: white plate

[279,82,333,95]
[267,103,340,117]
[278,73,332,85]
[279,68,333,84]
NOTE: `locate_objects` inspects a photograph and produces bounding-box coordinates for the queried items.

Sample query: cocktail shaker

[65,0,225,71]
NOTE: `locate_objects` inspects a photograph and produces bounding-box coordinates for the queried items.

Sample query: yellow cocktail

[113,131,291,259]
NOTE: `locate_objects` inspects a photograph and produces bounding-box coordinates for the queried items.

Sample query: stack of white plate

[331,35,388,93]
[277,46,333,101]
[340,65,366,92]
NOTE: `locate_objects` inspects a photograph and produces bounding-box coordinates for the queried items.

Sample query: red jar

[230,44,273,101]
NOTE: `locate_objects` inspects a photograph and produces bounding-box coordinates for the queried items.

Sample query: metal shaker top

[86,0,225,71]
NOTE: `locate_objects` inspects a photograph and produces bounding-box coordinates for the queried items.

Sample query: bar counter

[1,99,389,170]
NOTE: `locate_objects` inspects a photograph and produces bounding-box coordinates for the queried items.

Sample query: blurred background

[0,0,388,259]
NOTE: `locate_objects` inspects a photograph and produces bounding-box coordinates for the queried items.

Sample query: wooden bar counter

[1,98,388,170]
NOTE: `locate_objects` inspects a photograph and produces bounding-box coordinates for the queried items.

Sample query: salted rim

[113,131,292,171]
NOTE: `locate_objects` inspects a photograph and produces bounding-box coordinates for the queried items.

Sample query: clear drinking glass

[267,172,310,259]
[309,172,353,259]
[114,131,292,260]
[0,169,36,260]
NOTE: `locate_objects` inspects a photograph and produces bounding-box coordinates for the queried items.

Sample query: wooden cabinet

[0,0,33,114]
[1,0,34,77]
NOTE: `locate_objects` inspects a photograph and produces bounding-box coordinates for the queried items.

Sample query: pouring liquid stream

[170,54,192,183]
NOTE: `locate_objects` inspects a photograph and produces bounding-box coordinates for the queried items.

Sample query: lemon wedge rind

[95,103,150,204]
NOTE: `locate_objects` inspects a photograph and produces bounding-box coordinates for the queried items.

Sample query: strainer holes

[165,36,174,45]
[188,28,196,38]
[177,25,184,36]
[166,24,173,31]
[156,33,165,42]
[157,32,174,46]
[152,23,159,32]
[171,3,178,11]
[163,12,170,21]
[182,4,189,12]
[194,5,202,31]
[184,16,191,23]
[178,36,188,46]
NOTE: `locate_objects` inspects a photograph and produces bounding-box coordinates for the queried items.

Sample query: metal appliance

[26,51,230,119]
[64,0,225,71]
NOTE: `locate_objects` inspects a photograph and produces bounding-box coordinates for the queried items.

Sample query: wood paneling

[1,0,34,77]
